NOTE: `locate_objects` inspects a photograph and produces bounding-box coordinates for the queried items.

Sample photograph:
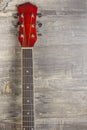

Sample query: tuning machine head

[37,13,42,18]
[38,33,42,36]
[13,21,21,28]
[13,13,19,19]
[37,21,42,36]
[37,21,42,28]
[17,2,38,47]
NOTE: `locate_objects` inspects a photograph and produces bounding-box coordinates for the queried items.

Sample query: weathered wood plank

[0,0,87,130]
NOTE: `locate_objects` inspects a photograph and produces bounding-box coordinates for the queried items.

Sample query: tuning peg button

[37,13,42,18]
[14,21,21,28]
[38,33,42,36]
[38,23,42,28]
[15,31,19,36]
[13,13,18,18]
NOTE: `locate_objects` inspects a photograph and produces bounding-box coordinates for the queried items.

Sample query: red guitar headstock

[17,2,38,47]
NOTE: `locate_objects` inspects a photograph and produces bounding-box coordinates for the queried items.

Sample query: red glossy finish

[17,2,38,47]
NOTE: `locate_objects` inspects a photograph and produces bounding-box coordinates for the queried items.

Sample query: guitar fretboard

[22,48,34,130]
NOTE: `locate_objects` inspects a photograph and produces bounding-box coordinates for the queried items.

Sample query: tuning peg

[38,33,42,36]
[38,22,42,28]
[13,13,18,18]
[37,13,42,18]
[15,31,19,36]
[37,21,42,28]
[13,21,21,28]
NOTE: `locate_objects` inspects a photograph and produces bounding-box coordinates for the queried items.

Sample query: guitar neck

[17,3,38,129]
[22,48,34,130]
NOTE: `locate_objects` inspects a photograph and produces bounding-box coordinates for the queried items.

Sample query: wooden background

[0,0,87,130]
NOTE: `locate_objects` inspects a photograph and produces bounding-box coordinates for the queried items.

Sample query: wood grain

[0,0,87,130]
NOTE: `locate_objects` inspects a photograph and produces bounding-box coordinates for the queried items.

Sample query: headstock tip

[17,2,38,14]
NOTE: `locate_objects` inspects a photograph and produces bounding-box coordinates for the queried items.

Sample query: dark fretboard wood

[22,48,34,130]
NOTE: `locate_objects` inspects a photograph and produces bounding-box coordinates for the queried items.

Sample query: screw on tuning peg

[13,13,18,18]
[37,13,42,18]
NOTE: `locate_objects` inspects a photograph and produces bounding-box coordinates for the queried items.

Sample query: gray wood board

[0,0,87,130]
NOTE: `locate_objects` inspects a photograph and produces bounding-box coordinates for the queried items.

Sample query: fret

[23,116,34,121]
[23,104,34,110]
[23,57,32,59]
[22,49,32,58]
[22,127,34,130]
[23,126,34,127]
[23,97,34,98]
[23,75,33,83]
[22,58,33,68]
[23,109,34,111]
[23,90,34,97]
[23,121,34,127]
[23,115,34,118]
[23,67,33,68]
[23,103,34,106]
[23,126,34,128]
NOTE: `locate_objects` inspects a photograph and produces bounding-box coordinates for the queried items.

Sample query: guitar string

[28,12,32,47]
[21,15,24,130]
[27,11,34,129]
[22,15,27,130]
